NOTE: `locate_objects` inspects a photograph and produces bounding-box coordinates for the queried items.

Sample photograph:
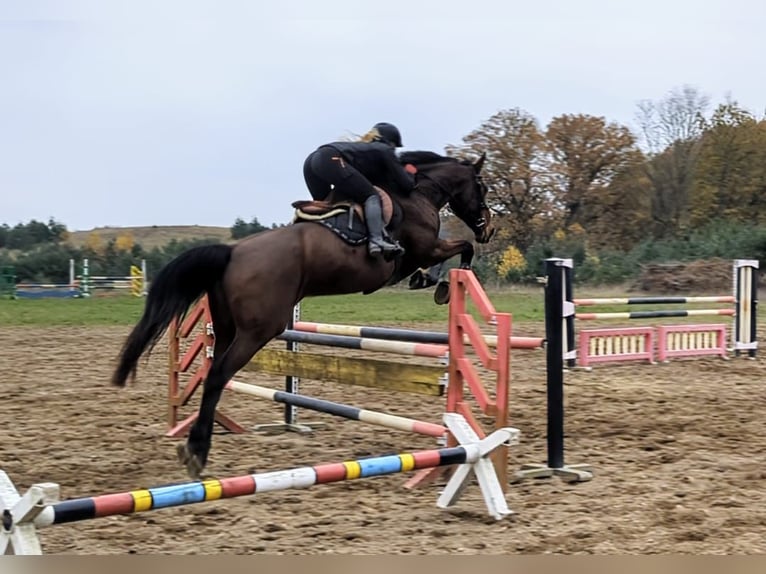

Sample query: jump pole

[276,330,449,358]
[1,414,520,554]
[293,321,544,350]
[227,379,447,438]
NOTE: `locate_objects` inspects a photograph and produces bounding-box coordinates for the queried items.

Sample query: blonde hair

[336,127,382,143]
[359,127,382,143]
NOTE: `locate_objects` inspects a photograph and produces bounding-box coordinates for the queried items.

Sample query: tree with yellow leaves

[115,231,135,253]
[85,231,104,255]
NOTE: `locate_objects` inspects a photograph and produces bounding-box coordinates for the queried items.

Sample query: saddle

[292,187,396,247]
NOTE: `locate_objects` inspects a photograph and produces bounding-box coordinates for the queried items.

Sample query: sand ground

[1,323,764,554]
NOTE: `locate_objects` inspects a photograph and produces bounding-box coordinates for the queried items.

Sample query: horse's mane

[399,151,460,166]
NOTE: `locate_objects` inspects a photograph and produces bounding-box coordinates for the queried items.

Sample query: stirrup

[368,238,405,257]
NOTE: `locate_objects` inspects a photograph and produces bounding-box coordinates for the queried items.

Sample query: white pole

[68,259,75,297]
[82,259,90,298]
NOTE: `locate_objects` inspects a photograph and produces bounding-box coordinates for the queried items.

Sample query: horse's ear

[473,152,486,173]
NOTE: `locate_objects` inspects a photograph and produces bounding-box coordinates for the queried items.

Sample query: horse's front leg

[422,239,475,305]
[428,238,475,269]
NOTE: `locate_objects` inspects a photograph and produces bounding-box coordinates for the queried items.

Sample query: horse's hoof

[408,271,425,290]
[176,442,204,480]
[434,281,451,305]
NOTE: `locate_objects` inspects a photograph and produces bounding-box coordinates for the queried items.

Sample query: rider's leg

[303,149,334,201]
[332,173,404,257]
[361,193,404,257]
[311,153,404,257]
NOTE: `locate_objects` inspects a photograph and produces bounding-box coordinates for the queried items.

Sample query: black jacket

[321,141,415,195]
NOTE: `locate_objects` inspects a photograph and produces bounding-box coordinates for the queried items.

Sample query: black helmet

[373,122,403,147]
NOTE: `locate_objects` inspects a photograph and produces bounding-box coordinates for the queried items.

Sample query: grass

[2,284,760,328]
[0,287,547,327]
[0,295,146,326]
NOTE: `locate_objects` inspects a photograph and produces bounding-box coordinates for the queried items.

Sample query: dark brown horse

[112,150,493,479]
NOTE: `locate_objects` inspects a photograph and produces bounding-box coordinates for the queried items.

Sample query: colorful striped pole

[0,414,520,554]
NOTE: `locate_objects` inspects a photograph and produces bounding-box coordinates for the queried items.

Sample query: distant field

[65,225,232,250]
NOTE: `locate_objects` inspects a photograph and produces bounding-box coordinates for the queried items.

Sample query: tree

[46,218,67,242]
[446,108,553,251]
[635,85,710,237]
[115,231,136,253]
[230,216,269,239]
[85,231,104,256]
[545,113,641,231]
[587,160,653,248]
[691,101,766,226]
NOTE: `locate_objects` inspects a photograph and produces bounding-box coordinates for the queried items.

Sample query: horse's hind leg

[175,288,236,478]
[177,327,279,479]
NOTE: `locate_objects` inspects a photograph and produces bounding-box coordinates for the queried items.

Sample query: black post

[544,258,565,469]
[284,303,299,425]
[515,258,592,483]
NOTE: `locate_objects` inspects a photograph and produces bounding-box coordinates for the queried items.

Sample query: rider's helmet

[372,122,403,147]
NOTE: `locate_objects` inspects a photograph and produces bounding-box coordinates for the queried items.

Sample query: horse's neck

[413,176,450,210]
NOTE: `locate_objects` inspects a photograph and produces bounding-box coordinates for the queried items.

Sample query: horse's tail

[111,243,233,387]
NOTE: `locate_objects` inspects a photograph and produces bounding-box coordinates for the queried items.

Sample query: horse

[111,150,494,479]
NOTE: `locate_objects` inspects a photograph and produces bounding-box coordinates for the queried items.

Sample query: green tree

[230,216,269,239]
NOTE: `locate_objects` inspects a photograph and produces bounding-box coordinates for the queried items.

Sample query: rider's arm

[384,149,416,194]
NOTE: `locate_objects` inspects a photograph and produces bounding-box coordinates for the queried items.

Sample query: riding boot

[363,195,405,257]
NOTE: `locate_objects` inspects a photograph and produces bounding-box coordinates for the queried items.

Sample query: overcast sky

[1,0,764,231]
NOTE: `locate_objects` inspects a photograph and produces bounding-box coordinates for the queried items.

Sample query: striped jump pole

[575,308,736,321]
[574,295,736,306]
[78,259,147,298]
[277,329,449,359]
[0,414,520,554]
[225,380,447,438]
[294,321,544,350]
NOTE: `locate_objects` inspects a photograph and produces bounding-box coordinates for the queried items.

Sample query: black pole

[284,304,299,425]
[544,258,565,469]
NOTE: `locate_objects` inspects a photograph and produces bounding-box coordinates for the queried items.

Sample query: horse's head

[401,151,495,243]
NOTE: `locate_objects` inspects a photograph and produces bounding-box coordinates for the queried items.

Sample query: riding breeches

[303,146,377,203]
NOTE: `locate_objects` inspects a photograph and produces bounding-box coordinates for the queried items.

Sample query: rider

[302,122,415,257]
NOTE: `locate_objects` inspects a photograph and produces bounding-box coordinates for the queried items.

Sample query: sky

[1,0,764,231]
